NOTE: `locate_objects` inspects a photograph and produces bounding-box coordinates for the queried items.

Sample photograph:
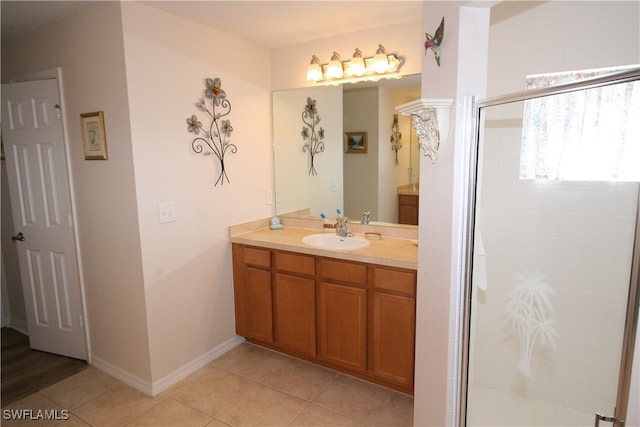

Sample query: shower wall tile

[580,214,636,243]
[575,267,630,296]
[474,134,637,415]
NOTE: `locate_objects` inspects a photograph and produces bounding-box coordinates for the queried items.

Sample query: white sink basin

[302,233,370,251]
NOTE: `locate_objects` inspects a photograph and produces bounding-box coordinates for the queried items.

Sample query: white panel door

[2,79,87,360]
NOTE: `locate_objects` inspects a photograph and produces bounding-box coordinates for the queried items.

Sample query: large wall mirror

[273,74,421,225]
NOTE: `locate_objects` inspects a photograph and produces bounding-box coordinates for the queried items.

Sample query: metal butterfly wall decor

[424,17,444,66]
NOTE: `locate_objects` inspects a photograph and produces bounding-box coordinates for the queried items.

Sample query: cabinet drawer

[398,194,418,206]
[372,267,416,296]
[244,246,271,269]
[319,259,366,286]
[275,252,315,276]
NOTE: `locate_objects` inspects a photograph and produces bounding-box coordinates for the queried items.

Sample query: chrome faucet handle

[335,217,352,237]
[361,211,371,224]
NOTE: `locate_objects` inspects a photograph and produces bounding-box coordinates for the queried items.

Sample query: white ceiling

[1,1,423,48]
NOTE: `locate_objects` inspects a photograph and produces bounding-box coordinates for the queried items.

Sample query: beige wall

[378,87,414,223]
[414,4,491,426]
[1,2,151,381]
[120,2,274,383]
[344,88,379,220]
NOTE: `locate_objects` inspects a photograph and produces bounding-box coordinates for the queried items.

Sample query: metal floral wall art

[186,78,237,186]
[424,16,444,66]
[390,114,402,165]
[301,97,325,175]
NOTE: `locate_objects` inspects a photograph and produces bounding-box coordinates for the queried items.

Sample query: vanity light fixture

[306,44,404,85]
[306,55,323,82]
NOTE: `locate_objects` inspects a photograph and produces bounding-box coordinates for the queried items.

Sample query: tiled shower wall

[470,107,638,417]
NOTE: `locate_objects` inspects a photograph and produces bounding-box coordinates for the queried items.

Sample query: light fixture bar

[306,46,404,84]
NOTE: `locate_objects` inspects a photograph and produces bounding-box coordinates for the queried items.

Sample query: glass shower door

[466,85,639,426]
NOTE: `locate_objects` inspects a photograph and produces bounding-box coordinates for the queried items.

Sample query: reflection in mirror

[273,74,421,225]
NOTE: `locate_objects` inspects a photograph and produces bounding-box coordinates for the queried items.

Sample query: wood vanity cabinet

[273,252,316,357]
[398,194,419,225]
[232,244,273,343]
[231,243,416,394]
[317,258,367,373]
[368,266,416,388]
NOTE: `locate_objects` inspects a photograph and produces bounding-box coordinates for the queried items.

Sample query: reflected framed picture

[80,111,108,160]
[344,131,368,154]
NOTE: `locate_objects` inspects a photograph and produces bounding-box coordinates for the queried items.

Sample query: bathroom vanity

[230,220,418,394]
[398,185,419,225]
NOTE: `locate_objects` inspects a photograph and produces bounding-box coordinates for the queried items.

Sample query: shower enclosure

[464,68,640,427]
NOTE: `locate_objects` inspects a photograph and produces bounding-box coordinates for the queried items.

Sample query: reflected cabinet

[398,194,419,225]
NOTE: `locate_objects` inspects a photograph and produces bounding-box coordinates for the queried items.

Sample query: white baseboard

[91,355,154,395]
[91,335,245,396]
[150,335,245,395]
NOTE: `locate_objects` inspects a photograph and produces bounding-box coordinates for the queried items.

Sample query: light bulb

[373,44,390,74]
[325,51,343,79]
[348,48,365,76]
[306,55,323,81]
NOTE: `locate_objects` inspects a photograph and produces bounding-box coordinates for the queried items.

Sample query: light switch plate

[158,202,176,224]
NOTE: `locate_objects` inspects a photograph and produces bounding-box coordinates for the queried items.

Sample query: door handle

[11,232,25,242]
[595,412,625,427]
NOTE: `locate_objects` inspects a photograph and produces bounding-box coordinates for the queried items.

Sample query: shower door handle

[595,412,624,427]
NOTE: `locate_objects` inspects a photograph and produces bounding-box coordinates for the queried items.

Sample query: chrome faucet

[361,210,371,224]
[336,217,353,237]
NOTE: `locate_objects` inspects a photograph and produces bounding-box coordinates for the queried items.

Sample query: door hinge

[54,104,62,120]
[79,314,84,328]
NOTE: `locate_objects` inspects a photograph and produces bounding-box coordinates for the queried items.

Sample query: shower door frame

[460,66,640,427]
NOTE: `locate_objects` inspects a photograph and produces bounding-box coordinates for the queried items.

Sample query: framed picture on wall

[80,111,108,160]
[344,131,368,154]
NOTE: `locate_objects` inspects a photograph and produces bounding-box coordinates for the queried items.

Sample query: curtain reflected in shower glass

[466,89,639,426]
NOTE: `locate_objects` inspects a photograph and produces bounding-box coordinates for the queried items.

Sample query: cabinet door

[244,266,273,343]
[318,281,367,372]
[371,291,415,387]
[398,194,419,225]
[274,273,316,357]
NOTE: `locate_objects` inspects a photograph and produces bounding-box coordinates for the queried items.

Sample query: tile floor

[1,342,414,426]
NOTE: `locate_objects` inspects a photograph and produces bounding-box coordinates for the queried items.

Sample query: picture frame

[80,111,108,160]
[344,131,368,154]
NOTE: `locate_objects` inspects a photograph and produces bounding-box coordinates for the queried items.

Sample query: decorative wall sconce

[186,77,237,186]
[390,114,402,165]
[301,97,325,175]
[306,45,404,85]
[396,98,453,163]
